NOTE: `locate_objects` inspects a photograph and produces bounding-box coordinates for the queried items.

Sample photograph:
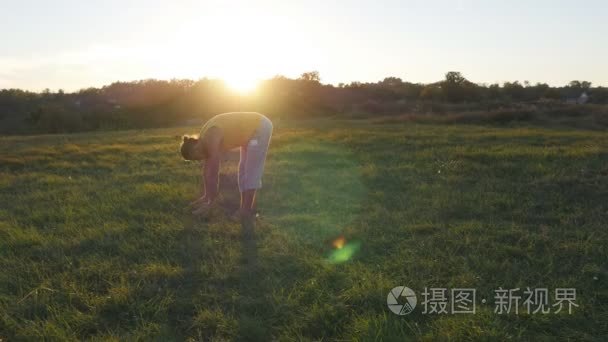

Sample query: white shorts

[238,117,273,191]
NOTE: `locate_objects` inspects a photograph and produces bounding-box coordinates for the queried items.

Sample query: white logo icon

[387,286,417,315]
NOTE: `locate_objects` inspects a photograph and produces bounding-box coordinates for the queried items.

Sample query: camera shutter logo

[387,286,417,315]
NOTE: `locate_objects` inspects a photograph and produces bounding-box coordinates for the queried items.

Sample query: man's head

[180,136,204,160]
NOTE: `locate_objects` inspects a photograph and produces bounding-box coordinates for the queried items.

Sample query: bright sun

[156,9,305,95]
[224,75,259,94]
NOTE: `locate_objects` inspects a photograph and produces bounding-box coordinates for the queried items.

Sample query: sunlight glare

[224,75,259,94]
[145,7,317,91]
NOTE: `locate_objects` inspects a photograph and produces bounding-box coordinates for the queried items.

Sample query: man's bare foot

[192,201,213,216]
[231,208,256,222]
[189,196,208,208]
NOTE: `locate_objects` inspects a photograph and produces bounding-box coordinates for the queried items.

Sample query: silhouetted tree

[1,72,606,134]
[503,81,526,101]
[441,72,480,102]
[299,71,321,82]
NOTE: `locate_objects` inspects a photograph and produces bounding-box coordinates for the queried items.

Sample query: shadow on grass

[167,217,206,336]
[169,210,276,342]
[234,216,275,341]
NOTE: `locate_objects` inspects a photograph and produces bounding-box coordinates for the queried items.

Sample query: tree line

[1,71,607,134]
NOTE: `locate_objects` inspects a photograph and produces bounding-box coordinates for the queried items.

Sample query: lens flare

[327,238,361,264]
[332,236,346,249]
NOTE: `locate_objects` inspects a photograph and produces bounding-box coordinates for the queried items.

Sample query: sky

[1,0,607,92]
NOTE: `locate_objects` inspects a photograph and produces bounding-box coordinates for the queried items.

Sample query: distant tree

[35,103,83,133]
[503,81,525,101]
[420,84,444,101]
[380,77,403,87]
[402,82,424,99]
[441,71,480,102]
[544,88,561,100]
[564,80,592,98]
[568,80,591,91]
[521,82,550,101]
[3,72,605,135]
[299,71,321,82]
[445,71,467,85]
[487,83,501,100]
[590,86,608,103]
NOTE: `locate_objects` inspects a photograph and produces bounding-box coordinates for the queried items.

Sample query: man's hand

[191,127,222,218]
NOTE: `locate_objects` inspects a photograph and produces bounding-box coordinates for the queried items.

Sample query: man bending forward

[180,112,273,219]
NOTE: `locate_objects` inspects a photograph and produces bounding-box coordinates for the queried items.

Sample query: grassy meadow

[1,119,607,340]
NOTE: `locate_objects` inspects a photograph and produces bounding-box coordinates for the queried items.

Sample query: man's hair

[180,136,200,160]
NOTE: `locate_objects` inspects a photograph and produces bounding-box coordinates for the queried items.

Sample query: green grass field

[1,120,607,340]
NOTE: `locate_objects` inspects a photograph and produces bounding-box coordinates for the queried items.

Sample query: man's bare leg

[239,189,257,241]
[240,189,256,216]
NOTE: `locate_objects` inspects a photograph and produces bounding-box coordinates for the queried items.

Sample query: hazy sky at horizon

[1,0,607,91]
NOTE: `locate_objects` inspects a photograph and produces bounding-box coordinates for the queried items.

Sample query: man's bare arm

[202,127,222,202]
